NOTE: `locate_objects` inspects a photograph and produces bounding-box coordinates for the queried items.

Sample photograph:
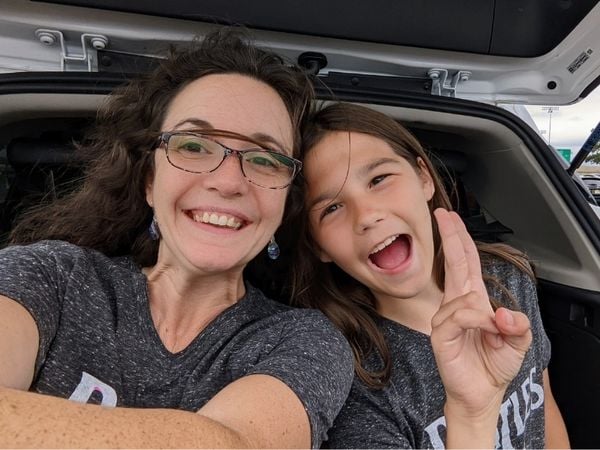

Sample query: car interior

[2,87,600,447]
[2,0,600,447]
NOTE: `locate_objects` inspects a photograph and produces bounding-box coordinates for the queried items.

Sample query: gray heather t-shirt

[0,240,354,448]
[327,257,551,449]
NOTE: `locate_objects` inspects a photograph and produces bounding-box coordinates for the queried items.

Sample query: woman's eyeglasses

[157,131,302,189]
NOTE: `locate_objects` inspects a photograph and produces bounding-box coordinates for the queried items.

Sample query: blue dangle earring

[149,215,161,241]
[267,236,280,260]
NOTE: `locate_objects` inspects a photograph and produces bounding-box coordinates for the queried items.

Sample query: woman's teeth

[192,212,242,229]
[370,234,399,255]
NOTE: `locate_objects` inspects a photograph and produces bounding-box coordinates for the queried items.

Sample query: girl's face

[305,131,440,304]
[146,73,293,277]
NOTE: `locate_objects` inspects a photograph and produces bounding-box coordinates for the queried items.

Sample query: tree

[585,141,600,165]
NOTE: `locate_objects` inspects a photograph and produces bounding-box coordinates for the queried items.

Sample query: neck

[143,263,246,353]
[374,278,443,335]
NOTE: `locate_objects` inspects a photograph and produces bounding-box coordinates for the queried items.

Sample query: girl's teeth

[371,235,399,254]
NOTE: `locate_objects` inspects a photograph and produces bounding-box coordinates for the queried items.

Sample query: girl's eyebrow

[172,118,288,153]
[358,157,402,178]
[307,157,402,210]
[308,190,337,211]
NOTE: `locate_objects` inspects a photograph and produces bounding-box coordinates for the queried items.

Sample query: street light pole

[541,106,559,144]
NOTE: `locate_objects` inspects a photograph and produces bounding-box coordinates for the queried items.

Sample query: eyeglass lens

[165,133,296,188]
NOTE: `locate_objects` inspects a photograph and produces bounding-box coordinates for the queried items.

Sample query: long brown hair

[9,29,314,267]
[291,103,533,388]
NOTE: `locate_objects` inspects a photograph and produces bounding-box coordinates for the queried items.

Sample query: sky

[526,87,599,160]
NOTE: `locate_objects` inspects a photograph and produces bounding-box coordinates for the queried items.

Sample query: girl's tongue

[369,235,411,270]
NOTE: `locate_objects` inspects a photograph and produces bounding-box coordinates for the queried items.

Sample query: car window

[525,87,599,171]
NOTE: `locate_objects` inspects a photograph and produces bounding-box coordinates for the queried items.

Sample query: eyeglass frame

[155,129,302,189]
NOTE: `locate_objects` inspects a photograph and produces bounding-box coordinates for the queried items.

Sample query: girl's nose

[353,201,385,234]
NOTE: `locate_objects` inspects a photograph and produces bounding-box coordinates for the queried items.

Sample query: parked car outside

[582,174,600,203]
[1,0,600,447]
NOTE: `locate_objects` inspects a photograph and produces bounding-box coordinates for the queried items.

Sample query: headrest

[7,138,76,167]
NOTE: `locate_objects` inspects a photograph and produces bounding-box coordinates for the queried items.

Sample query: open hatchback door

[1,1,600,446]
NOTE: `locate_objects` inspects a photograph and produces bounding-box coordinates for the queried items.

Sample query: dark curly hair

[10,28,314,267]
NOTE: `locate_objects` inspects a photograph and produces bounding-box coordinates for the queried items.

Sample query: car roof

[37,0,598,58]
[2,0,600,105]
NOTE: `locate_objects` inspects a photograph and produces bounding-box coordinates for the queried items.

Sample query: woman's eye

[246,154,277,168]
[179,141,206,152]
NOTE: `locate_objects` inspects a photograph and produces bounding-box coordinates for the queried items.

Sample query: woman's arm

[1,374,310,448]
[0,295,38,389]
[0,296,311,448]
[0,292,312,448]
[543,369,570,448]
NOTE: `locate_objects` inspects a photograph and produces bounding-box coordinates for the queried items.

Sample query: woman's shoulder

[0,239,137,274]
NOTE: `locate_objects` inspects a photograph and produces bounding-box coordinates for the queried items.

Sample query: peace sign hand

[430,208,532,419]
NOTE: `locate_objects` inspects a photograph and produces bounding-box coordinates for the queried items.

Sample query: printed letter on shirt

[69,372,117,406]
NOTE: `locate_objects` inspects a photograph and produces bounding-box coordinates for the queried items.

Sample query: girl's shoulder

[479,245,538,312]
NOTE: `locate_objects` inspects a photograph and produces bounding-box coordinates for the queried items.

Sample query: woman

[292,103,569,448]
[0,31,353,448]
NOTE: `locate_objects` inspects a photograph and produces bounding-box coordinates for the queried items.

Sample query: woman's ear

[145,175,154,207]
[417,157,435,201]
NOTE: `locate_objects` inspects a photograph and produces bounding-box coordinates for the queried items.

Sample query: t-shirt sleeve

[245,310,354,448]
[0,241,72,374]
[327,378,410,449]
[514,268,552,369]
[485,259,552,369]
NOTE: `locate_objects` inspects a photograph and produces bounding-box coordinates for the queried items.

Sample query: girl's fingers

[430,306,500,349]
[434,208,470,300]
[431,291,499,336]
[431,290,493,330]
[435,208,489,308]
[448,211,487,295]
[494,308,533,354]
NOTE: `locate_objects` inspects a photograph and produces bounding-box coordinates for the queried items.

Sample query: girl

[292,103,569,448]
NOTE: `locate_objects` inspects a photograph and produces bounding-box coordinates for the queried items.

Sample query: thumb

[494,307,532,353]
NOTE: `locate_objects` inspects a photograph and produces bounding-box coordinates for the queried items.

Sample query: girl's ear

[417,157,435,201]
[318,248,333,263]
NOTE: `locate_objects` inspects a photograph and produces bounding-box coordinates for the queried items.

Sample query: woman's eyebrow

[171,119,288,153]
[249,132,287,153]
[172,118,213,130]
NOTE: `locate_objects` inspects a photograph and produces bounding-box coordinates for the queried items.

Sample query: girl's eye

[370,174,389,186]
[320,202,341,219]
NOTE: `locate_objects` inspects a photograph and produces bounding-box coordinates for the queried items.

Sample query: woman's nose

[203,153,249,196]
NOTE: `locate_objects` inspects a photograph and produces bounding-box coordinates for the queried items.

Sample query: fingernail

[504,309,515,326]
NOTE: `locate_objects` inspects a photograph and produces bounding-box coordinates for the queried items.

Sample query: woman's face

[146,73,293,276]
[304,131,439,304]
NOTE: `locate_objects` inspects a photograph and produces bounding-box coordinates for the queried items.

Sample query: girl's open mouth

[368,234,411,270]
